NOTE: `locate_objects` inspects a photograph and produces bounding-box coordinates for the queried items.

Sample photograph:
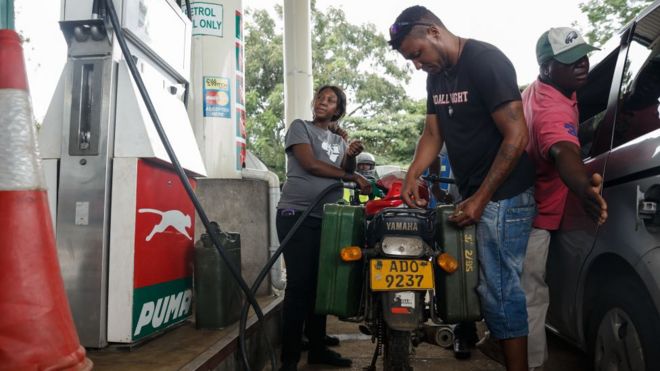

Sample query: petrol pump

[39,0,207,347]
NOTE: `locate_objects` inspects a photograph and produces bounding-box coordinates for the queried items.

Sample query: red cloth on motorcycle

[366,171,429,216]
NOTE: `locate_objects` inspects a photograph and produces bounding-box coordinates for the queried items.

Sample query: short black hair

[388,6,444,50]
[314,85,347,122]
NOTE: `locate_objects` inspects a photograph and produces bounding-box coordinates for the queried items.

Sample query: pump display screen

[122,0,190,75]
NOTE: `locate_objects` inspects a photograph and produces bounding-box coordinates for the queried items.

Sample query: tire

[383,327,412,371]
[587,280,660,371]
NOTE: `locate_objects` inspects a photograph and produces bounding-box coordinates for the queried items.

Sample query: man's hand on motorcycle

[402,178,427,208]
[449,196,486,227]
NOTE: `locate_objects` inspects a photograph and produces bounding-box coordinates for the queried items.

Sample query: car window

[576,49,618,158]
[611,38,660,148]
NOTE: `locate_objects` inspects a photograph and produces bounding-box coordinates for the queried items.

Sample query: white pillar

[188,0,246,178]
[283,0,313,129]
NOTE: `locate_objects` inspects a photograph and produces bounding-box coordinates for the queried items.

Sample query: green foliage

[578,0,652,47]
[342,98,426,166]
[244,8,286,179]
[310,6,413,117]
[244,4,421,179]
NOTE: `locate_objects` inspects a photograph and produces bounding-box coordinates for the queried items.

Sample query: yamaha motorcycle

[339,171,467,371]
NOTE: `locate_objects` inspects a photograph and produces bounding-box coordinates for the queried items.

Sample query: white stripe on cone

[0,89,45,191]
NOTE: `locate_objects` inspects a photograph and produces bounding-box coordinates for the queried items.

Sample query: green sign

[132,278,193,340]
[1,0,15,30]
[190,2,223,37]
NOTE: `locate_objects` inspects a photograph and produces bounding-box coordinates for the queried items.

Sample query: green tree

[244,7,286,177]
[342,98,426,167]
[578,0,652,47]
[245,3,422,179]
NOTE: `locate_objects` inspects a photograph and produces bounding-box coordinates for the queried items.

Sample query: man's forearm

[554,146,592,199]
[478,100,529,201]
[409,133,443,180]
[478,142,525,200]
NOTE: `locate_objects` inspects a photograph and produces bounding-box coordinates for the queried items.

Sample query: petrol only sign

[191,2,223,37]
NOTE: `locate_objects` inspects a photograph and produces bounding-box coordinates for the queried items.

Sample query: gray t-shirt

[278,119,347,217]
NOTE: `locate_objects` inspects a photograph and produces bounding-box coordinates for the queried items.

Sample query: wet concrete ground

[293,317,589,371]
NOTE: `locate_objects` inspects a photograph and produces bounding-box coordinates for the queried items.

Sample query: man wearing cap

[521,27,608,371]
[389,5,536,371]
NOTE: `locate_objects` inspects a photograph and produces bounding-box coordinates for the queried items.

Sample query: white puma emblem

[138,208,192,241]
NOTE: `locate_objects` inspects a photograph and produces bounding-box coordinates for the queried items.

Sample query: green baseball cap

[536,27,599,65]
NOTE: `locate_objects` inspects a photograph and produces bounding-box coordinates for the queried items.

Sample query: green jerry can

[315,203,365,318]
[194,223,243,329]
[434,205,482,323]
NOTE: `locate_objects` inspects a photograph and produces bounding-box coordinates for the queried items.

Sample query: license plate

[370,259,434,291]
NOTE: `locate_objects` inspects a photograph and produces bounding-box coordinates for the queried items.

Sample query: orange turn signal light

[340,246,363,262]
[437,252,458,273]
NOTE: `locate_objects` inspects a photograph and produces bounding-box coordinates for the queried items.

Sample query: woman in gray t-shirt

[276,85,370,370]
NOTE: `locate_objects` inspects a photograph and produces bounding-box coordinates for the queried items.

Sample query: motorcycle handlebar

[342,181,358,189]
[422,175,455,184]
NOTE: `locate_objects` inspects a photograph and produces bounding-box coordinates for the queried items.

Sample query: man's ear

[540,64,550,79]
[427,25,441,39]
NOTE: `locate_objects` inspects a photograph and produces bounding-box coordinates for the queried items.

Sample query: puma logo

[139,208,192,242]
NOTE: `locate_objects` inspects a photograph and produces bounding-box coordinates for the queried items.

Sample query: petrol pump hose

[102,0,274,369]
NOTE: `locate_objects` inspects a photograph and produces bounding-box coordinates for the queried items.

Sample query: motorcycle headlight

[380,236,425,257]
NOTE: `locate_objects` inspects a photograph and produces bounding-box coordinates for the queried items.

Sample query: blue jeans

[476,187,535,340]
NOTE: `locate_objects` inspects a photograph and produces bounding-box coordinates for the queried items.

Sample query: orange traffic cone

[0,30,92,370]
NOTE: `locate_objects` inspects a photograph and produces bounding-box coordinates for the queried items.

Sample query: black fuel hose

[92,0,99,17]
[238,182,343,369]
[102,1,275,369]
[185,0,192,20]
[179,0,192,109]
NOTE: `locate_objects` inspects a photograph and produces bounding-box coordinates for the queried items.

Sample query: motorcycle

[321,171,480,371]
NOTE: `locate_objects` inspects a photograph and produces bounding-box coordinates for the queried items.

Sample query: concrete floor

[291,317,589,371]
[84,297,588,371]
[87,296,282,371]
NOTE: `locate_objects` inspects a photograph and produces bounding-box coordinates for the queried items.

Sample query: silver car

[546,1,660,370]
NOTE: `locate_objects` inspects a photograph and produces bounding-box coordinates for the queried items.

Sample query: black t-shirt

[426,39,534,201]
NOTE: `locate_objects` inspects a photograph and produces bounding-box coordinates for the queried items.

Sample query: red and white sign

[134,160,196,289]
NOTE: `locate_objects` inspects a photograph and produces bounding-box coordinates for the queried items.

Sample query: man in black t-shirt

[389,6,535,371]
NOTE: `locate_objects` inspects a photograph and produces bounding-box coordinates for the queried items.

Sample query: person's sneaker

[307,348,352,367]
[301,335,340,350]
[324,335,340,346]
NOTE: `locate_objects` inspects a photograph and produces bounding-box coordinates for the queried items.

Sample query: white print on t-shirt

[322,141,341,162]
[433,91,469,105]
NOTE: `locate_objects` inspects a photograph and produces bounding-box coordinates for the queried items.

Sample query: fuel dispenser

[39,0,206,347]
